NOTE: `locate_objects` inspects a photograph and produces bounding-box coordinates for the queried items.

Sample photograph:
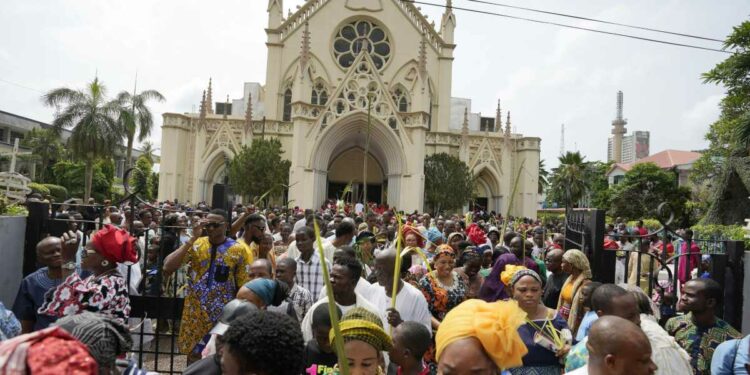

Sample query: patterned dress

[665,313,741,375]
[37,271,130,325]
[178,237,249,355]
[0,302,21,340]
[418,271,468,371]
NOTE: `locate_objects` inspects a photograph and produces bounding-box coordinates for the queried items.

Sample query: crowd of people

[0,198,747,374]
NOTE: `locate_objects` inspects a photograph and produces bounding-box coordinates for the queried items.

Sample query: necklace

[433,271,458,291]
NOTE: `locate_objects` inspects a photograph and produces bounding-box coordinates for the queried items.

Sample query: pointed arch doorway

[308,112,406,208]
[328,148,386,204]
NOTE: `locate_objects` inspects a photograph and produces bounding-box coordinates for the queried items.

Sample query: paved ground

[129,335,187,374]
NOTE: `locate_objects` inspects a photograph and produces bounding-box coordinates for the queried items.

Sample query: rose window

[333,20,391,70]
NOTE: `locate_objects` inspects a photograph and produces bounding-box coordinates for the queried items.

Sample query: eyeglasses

[204,222,225,229]
[252,225,265,231]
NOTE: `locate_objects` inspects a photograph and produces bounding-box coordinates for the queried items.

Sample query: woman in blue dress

[507,268,572,375]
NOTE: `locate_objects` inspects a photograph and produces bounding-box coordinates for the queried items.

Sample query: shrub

[0,195,28,217]
[691,223,750,249]
[28,182,50,197]
[43,184,68,202]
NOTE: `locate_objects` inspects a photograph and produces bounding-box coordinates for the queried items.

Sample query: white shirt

[284,238,334,262]
[355,203,364,214]
[300,292,383,342]
[369,282,432,334]
[565,366,588,375]
[318,277,374,302]
[639,315,692,375]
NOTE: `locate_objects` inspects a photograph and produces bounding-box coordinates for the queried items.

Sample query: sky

[0,0,746,168]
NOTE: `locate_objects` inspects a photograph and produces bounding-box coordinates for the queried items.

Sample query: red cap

[91,224,138,264]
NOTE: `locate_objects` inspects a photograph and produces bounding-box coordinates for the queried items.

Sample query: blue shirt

[576,310,599,342]
[711,336,749,375]
[12,267,63,331]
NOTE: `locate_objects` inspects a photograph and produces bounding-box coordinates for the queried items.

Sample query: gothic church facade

[159,0,540,216]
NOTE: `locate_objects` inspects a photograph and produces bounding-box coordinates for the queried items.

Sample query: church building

[158,0,541,216]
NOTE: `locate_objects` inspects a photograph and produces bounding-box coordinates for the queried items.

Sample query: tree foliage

[547,151,589,208]
[608,163,692,226]
[538,159,550,194]
[51,159,114,202]
[130,155,154,199]
[22,128,63,183]
[42,77,124,201]
[585,161,613,209]
[691,20,750,225]
[423,153,474,213]
[116,89,165,169]
[228,138,291,203]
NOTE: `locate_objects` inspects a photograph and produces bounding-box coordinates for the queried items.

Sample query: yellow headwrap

[435,299,528,370]
[500,265,527,286]
[330,307,393,352]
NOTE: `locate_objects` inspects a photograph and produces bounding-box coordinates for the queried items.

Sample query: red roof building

[606,149,702,187]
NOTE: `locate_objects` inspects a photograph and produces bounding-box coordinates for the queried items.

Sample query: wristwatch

[62,262,76,271]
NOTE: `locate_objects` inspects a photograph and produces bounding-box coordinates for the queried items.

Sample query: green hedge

[43,184,68,202]
[28,182,50,197]
[626,219,662,231]
[691,224,750,248]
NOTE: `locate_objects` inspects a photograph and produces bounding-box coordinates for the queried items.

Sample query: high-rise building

[607,91,649,163]
[610,131,650,163]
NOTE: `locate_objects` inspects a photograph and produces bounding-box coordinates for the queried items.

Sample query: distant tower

[611,91,627,163]
[560,124,565,156]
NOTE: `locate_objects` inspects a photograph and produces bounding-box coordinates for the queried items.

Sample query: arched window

[282,88,292,121]
[391,87,409,112]
[311,82,328,105]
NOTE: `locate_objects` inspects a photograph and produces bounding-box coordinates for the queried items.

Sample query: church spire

[462,107,469,135]
[300,21,311,77]
[418,33,427,93]
[495,99,502,132]
[223,95,230,119]
[206,78,214,114]
[245,93,253,125]
[441,0,456,44]
[505,111,512,136]
[267,0,283,28]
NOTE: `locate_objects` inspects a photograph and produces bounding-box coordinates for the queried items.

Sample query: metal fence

[564,204,745,330]
[25,176,187,373]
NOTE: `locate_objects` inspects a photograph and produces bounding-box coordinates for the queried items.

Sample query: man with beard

[239,214,266,265]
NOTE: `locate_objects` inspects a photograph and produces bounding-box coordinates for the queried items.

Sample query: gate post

[588,209,611,283]
[23,201,49,276]
[722,240,744,331]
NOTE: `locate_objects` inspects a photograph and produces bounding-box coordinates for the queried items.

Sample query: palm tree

[116,89,165,169]
[551,151,589,207]
[43,77,123,201]
[538,159,550,194]
[21,128,63,182]
[139,141,156,165]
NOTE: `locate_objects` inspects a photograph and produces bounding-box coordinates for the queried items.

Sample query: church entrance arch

[328,148,385,204]
[309,112,406,208]
[472,166,502,213]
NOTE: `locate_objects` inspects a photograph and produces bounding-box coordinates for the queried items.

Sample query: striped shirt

[295,252,331,299]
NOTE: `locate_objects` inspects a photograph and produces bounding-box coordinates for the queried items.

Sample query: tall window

[282,88,292,121]
[311,82,328,105]
[391,87,409,112]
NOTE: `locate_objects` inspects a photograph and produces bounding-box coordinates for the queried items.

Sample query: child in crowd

[389,321,432,375]
[304,304,342,372]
